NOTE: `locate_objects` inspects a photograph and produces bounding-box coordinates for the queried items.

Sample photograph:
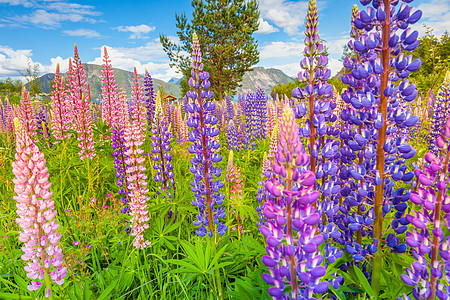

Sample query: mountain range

[37,64,295,100]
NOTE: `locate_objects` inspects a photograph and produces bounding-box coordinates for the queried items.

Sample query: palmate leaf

[167,239,231,277]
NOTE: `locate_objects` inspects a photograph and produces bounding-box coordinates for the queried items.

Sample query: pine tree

[160,0,260,102]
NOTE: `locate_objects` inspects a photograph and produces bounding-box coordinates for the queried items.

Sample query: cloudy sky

[0,0,448,82]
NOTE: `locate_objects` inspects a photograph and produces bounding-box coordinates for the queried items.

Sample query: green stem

[372,0,391,296]
[211,236,223,300]
[44,269,54,300]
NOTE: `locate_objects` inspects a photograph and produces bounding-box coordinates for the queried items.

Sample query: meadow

[1,0,450,299]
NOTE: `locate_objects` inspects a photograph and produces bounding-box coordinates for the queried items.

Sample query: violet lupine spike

[36,108,53,148]
[243,91,255,149]
[255,86,267,140]
[50,64,72,140]
[19,85,37,140]
[292,0,337,188]
[112,125,130,214]
[401,117,450,300]
[144,70,155,128]
[101,46,120,129]
[12,117,67,296]
[226,95,234,123]
[261,104,328,299]
[227,119,238,151]
[186,32,226,237]
[429,71,450,154]
[338,0,422,294]
[150,92,175,199]
[69,44,96,160]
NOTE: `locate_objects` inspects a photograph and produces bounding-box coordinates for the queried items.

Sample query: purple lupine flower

[291,1,340,244]
[186,33,226,237]
[150,91,175,199]
[338,0,422,294]
[255,86,267,140]
[225,95,234,123]
[143,70,156,128]
[12,117,67,296]
[428,71,450,154]
[402,117,450,299]
[36,107,53,148]
[260,104,328,298]
[111,125,130,213]
[226,119,237,151]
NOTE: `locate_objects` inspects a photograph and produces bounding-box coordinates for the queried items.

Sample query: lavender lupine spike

[12,117,67,297]
[36,108,53,148]
[186,32,226,237]
[338,0,422,294]
[255,86,267,140]
[401,117,450,300]
[291,0,340,237]
[150,91,175,199]
[429,71,450,154]
[112,125,130,214]
[144,70,155,127]
[261,104,328,299]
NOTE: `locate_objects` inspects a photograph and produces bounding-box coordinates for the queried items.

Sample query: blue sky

[0,0,448,82]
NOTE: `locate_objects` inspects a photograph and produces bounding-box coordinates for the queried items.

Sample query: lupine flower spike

[186,32,227,237]
[12,117,67,298]
[401,117,450,300]
[50,64,72,141]
[68,44,96,160]
[261,104,328,299]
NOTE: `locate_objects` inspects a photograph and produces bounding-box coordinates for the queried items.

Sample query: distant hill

[237,66,294,94]
[37,64,294,99]
[36,63,182,99]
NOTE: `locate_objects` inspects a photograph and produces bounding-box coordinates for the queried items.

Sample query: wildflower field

[0,0,449,299]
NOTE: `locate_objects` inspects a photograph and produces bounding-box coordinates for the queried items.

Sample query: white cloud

[259,41,302,59]
[114,24,156,39]
[0,0,34,7]
[258,0,309,36]
[413,0,450,37]
[327,57,343,76]
[0,45,72,79]
[270,62,299,78]
[256,18,279,34]
[63,28,100,38]
[1,1,101,28]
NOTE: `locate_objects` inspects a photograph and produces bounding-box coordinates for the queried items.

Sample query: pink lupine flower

[101,46,120,129]
[68,44,96,160]
[50,63,72,140]
[118,88,129,127]
[130,67,146,132]
[124,119,151,249]
[11,117,67,295]
[19,85,37,139]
